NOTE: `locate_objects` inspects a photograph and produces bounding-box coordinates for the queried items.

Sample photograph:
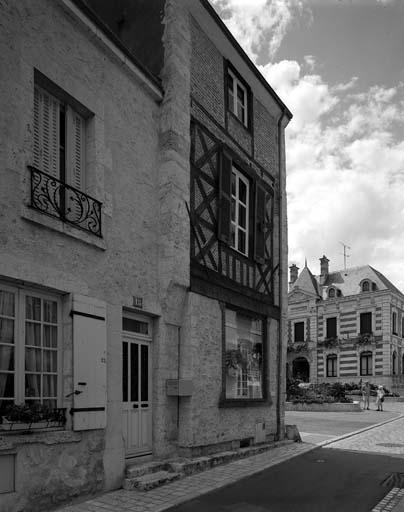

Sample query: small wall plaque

[132,296,143,309]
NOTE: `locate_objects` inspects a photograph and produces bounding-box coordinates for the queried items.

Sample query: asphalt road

[286,408,400,444]
[166,447,404,512]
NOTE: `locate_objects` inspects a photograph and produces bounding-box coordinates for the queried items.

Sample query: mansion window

[392,312,397,335]
[294,321,305,343]
[326,317,337,339]
[227,68,249,127]
[230,168,249,256]
[224,309,264,400]
[360,312,372,334]
[326,354,337,377]
[0,285,60,415]
[360,351,373,376]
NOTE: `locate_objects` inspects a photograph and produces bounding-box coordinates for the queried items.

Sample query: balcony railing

[29,166,102,237]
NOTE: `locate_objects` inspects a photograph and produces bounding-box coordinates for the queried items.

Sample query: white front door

[122,333,152,457]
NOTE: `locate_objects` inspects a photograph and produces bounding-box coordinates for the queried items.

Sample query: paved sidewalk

[56,442,315,512]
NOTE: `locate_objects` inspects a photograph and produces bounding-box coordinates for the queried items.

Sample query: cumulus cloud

[210,0,305,61]
[211,0,404,291]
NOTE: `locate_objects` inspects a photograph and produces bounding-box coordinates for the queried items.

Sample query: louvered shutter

[254,181,267,264]
[33,86,60,179]
[66,106,85,191]
[218,151,232,244]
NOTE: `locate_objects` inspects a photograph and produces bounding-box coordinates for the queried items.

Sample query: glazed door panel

[122,337,152,457]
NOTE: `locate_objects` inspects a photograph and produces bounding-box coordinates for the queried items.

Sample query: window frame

[293,321,305,343]
[392,311,398,335]
[0,282,62,413]
[230,166,250,256]
[326,354,338,378]
[359,351,373,376]
[33,70,90,191]
[359,311,373,335]
[325,316,337,339]
[220,305,267,406]
[225,61,251,130]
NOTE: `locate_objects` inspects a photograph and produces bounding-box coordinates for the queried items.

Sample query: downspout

[276,107,288,440]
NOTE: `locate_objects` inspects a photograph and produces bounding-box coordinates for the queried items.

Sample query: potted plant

[0,403,66,432]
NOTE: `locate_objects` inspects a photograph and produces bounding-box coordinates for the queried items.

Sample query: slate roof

[290,264,404,299]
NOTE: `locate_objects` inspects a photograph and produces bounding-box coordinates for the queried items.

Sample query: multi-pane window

[33,84,85,190]
[294,321,305,343]
[224,309,264,400]
[0,285,60,414]
[326,354,337,377]
[326,317,337,339]
[230,168,249,256]
[227,69,248,127]
[360,312,372,334]
[362,281,370,292]
[360,351,373,376]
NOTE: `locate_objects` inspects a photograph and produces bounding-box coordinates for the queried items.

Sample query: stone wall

[0,0,162,509]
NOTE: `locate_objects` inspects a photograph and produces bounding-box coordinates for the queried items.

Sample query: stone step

[126,460,169,479]
[123,470,183,491]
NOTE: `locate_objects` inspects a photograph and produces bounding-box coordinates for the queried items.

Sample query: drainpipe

[276,107,288,441]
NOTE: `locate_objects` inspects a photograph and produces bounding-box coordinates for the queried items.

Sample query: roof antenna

[339,241,351,270]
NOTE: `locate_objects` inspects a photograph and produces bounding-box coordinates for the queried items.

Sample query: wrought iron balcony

[29,166,102,237]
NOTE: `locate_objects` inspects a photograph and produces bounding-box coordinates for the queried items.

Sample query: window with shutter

[33,85,85,191]
[218,151,232,245]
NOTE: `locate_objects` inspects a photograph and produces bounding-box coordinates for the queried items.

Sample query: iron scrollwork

[29,166,102,237]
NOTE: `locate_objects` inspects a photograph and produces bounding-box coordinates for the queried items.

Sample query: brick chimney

[289,264,299,290]
[320,255,329,285]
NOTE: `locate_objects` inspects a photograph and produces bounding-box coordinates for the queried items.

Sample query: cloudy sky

[211,0,404,291]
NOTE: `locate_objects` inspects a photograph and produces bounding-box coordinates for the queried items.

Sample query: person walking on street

[362,380,371,410]
[376,385,385,411]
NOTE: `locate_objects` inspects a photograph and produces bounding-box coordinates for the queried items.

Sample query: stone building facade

[0,0,290,510]
[287,256,404,394]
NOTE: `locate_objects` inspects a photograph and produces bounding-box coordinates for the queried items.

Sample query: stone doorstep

[124,439,295,492]
[123,470,183,491]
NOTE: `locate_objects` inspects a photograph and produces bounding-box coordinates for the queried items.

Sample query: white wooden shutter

[33,86,60,179]
[72,295,107,431]
[66,107,85,191]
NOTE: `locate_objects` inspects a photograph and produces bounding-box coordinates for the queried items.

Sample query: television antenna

[339,241,351,270]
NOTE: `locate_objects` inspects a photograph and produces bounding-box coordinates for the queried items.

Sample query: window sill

[21,205,106,250]
[0,429,82,450]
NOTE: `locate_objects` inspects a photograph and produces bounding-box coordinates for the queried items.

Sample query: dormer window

[328,288,335,298]
[362,281,370,292]
[372,282,377,291]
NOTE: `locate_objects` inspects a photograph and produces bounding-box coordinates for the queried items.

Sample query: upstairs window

[362,281,370,292]
[230,168,249,256]
[326,317,337,339]
[392,312,397,335]
[328,288,335,298]
[294,321,305,343]
[227,67,249,128]
[218,150,272,264]
[33,84,85,191]
[360,312,372,334]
